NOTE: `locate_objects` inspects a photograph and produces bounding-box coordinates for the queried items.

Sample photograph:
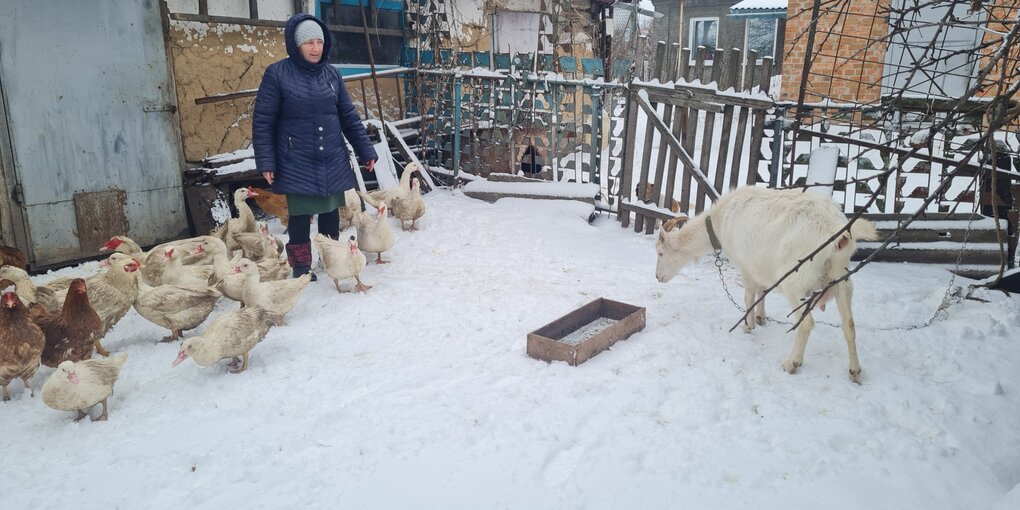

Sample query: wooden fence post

[747,57,774,186]
[729,50,758,190]
[644,43,680,234]
[634,41,668,233]
[694,48,725,213]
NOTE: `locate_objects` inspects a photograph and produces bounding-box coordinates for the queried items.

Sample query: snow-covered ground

[2,190,1019,509]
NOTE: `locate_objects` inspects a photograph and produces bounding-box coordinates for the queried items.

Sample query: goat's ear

[837,232,851,250]
[658,229,667,242]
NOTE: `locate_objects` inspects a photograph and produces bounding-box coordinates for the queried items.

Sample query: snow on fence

[783,110,1019,215]
[617,43,777,234]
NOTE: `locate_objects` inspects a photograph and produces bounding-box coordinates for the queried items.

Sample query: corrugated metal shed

[0,0,189,268]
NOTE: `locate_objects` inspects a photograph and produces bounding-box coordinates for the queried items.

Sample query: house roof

[730,0,787,18]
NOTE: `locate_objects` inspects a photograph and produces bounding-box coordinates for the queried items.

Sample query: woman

[252,13,378,280]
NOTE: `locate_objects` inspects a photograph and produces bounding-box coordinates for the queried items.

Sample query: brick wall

[782,1,1019,106]
[780,0,889,103]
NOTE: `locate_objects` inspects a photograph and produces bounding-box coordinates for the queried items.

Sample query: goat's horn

[662,215,688,232]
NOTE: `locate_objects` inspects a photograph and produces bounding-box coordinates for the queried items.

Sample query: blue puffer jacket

[252,14,378,197]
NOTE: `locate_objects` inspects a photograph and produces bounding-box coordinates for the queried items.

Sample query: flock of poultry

[0,162,427,422]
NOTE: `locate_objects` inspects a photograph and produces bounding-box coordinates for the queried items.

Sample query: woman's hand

[262,171,274,185]
[365,159,376,173]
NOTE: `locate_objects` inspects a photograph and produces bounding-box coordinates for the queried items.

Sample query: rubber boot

[285,241,317,281]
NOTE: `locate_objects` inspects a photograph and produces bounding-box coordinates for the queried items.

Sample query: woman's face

[300,39,324,64]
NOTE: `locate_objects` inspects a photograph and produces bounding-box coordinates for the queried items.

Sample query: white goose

[171,306,275,373]
[42,353,128,422]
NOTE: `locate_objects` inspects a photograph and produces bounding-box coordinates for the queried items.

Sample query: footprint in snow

[542,443,587,487]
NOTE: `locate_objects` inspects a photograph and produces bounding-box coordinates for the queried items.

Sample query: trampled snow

[2,190,1018,509]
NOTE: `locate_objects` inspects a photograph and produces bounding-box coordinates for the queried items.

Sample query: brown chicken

[38,278,102,368]
[0,291,45,401]
[0,245,28,270]
[250,187,291,230]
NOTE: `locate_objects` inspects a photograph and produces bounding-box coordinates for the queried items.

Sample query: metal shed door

[0,0,188,267]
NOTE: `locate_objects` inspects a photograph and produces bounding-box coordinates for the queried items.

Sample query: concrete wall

[168,21,284,162]
[167,16,403,163]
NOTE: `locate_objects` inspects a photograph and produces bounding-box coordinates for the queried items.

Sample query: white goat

[655,186,879,382]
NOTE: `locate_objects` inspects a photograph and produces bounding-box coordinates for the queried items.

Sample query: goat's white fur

[655,186,879,382]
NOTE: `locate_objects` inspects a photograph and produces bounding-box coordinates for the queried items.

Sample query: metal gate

[0,0,188,267]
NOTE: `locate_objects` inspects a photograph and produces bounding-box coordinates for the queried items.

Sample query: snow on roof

[730,0,788,10]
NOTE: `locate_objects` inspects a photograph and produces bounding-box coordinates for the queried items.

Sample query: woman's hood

[284,13,332,71]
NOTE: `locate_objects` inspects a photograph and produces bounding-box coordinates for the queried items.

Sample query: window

[689,17,718,64]
[317,0,404,66]
[745,18,777,61]
[493,11,552,55]
[882,0,984,99]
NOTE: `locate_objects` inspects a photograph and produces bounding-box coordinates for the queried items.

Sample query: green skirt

[286,190,347,216]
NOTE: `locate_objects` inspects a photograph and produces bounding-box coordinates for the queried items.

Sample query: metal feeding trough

[527,298,646,366]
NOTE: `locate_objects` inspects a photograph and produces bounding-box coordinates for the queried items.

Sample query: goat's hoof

[849,368,862,384]
[755,316,766,326]
[742,323,754,334]
[782,360,802,374]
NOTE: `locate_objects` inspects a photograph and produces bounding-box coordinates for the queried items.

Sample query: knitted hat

[294,20,324,47]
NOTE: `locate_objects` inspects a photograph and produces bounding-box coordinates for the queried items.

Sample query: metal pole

[453,72,463,179]
[591,85,603,185]
[769,106,786,188]
[359,0,385,120]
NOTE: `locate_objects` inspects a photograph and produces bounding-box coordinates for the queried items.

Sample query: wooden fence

[617,43,776,234]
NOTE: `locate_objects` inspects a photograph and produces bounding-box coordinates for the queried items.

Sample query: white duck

[352,204,396,264]
[339,188,363,230]
[190,239,285,305]
[133,280,222,343]
[213,187,260,254]
[235,259,312,324]
[313,233,370,293]
[42,353,128,422]
[0,265,61,312]
[232,221,278,262]
[359,162,420,210]
[390,176,427,231]
[171,306,275,373]
[100,235,216,287]
[161,247,216,287]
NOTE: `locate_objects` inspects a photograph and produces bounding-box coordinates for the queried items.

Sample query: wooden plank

[693,47,706,85]
[675,86,775,110]
[646,43,679,234]
[641,90,725,113]
[679,48,695,213]
[384,120,437,189]
[634,42,669,233]
[619,92,640,228]
[634,92,720,201]
[694,49,725,214]
[618,201,683,222]
[712,49,739,195]
[729,51,757,190]
[662,43,683,218]
[747,57,773,186]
